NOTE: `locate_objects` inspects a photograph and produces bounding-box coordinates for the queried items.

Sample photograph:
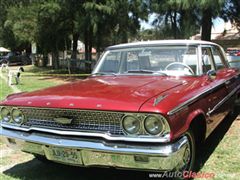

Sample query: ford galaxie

[1,40,240,174]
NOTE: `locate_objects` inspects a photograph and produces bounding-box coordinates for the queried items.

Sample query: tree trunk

[71,33,79,59]
[84,29,89,61]
[52,42,59,69]
[52,51,59,69]
[87,28,93,72]
[42,52,48,67]
[172,11,177,39]
[96,27,101,60]
[201,8,212,41]
[88,30,92,61]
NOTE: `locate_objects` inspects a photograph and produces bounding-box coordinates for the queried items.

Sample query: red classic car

[1,40,240,174]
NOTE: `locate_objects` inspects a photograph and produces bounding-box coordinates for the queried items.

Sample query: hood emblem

[54,117,73,124]
[153,94,168,106]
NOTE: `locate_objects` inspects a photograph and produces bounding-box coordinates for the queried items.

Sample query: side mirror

[207,70,217,80]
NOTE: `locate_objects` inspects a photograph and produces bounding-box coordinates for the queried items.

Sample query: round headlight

[122,115,140,134]
[0,107,11,122]
[12,108,24,124]
[144,115,164,135]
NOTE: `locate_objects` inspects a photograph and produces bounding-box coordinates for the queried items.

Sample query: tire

[0,60,8,65]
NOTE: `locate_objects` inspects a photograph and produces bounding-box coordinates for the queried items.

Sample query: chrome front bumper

[0,127,189,171]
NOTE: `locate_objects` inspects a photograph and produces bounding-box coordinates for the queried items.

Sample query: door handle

[225,80,230,85]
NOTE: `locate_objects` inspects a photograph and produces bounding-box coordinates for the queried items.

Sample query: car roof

[107,40,218,50]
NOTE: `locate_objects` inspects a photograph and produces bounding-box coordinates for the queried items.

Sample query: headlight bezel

[121,115,141,135]
[11,108,25,124]
[121,113,170,137]
[143,115,169,136]
[0,107,11,122]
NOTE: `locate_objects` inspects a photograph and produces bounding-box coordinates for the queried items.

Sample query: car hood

[2,76,185,112]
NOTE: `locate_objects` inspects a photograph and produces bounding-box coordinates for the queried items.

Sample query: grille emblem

[54,117,73,124]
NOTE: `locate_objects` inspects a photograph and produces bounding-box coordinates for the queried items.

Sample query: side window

[211,46,225,70]
[202,47,214,74]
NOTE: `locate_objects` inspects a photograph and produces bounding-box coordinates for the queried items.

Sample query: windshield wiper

[91,72,117,76]
[126,70,167,76]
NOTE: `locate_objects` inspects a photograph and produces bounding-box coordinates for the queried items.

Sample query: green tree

[221,0,240,31]
[4,3,38,46]
[36,0,70,69]
[150,0,200,39]
[199,0,225,41]
[0,0,20,50]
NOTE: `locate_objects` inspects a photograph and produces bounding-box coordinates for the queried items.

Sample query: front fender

[169,108,207,141]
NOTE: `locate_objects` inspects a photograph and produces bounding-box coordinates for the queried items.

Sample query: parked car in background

[226,48,240,69]
[0,52,31,65]
[0,40,239,176]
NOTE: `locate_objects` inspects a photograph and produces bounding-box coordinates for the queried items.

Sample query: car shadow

[195,107,240,172]
[2,108,239,180]
[3,158,149,180]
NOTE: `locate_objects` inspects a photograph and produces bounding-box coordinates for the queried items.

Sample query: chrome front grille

[19,108,125,135]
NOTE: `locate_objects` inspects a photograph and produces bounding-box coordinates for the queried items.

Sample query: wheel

[175,129,196,179]
[0,60,8,65]
[182,130,195,170]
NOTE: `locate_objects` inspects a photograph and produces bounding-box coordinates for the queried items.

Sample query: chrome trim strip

[167,76,240,116]
[0,126,187,156]
[1,123,170,143]
[0,128,188,156]
[167,82,224,115]
[207,84,240,115]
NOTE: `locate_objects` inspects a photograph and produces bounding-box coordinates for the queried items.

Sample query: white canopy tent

[0,47,10,52]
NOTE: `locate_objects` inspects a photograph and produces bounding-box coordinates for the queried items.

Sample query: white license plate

[43,146,82,165]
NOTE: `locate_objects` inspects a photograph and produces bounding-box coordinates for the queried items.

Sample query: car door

[211,45,240,110]
[201,46,229,135]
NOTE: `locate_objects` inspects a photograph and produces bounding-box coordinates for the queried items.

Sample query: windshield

[93,45,199,76]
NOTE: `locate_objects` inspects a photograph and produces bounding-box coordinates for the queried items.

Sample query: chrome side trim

[167,82,224,115]
[207,84,240,116]
[1,123,170,143]
[167,76,240,116]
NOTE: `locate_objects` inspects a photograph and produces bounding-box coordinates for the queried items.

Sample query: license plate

[43,146,82,165]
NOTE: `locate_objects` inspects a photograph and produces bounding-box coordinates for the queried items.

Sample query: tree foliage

[0,0,239,70]
[221,0,240,30]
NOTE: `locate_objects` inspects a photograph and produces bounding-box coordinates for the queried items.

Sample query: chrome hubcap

[179,140,191,171]
[183,144,191,164]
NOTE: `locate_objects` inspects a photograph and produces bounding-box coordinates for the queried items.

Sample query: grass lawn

[199,111,240,179]
[15,76,62,92]
[0,65,240,180]
[0,76,13,101]
[0,67,66,101]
